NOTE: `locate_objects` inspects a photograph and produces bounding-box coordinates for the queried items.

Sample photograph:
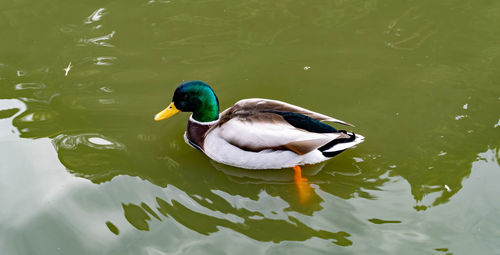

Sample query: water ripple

[14,83,46,90]
[84,8,107,25]
[79,31,116,47]
[94,56,117,66]
[53,133,125,151]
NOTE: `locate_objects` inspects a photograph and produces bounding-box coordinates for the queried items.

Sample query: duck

[154,81,364,183]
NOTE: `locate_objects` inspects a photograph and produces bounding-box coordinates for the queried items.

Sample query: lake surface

[1,0,499,254]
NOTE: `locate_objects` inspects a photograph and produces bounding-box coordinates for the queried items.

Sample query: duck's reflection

[119,195,354,246]
[52,133,128,181]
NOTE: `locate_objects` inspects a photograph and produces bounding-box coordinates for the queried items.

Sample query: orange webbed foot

[293,165,311,203]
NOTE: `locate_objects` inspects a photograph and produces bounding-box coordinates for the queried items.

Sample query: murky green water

[1,0,499,254]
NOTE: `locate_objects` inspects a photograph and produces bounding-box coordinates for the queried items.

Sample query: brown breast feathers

[186,119,216,151]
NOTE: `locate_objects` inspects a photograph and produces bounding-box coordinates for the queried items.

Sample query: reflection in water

[79,31,116,47]
[0,108,19,119]
[368,218,402,224]
[15,83,46,90]
[53,133,128,182]
[105,221,120,235]
[84,8,107,25]
[93,56,117,66]
[122,203,151,231]
[16,70,27,77]
[120,195,354,246]
[54,133,125,151]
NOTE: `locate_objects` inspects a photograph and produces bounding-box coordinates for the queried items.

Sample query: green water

[1,0,499,254]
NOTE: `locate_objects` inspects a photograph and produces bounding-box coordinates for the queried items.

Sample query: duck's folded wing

[216,112,345,155]
[221,98,354,127]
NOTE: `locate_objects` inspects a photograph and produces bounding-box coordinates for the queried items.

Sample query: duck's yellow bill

[154,102,180,121]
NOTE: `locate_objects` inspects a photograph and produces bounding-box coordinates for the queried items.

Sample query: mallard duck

[154,81,364,180]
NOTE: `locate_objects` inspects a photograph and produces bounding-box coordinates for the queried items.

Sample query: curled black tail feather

[318,131,356,158]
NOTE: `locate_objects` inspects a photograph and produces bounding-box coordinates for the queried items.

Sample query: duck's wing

[213,98,352,155]
[219,98,354,127]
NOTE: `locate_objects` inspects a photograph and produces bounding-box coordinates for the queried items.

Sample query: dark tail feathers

[318,130,356,157]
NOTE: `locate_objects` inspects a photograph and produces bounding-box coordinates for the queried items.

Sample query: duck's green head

[154,81,219,122]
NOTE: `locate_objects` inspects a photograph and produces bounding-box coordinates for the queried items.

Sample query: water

[1,0,499,254]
